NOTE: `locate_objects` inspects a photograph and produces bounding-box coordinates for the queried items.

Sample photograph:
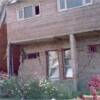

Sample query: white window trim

[57,0,93,12]
[17,4,40,21]
[84,0,93,6]
[16,8,24,21]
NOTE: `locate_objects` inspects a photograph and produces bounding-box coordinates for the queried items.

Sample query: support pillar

[7,43,14,77]
[69,34,78,90]
[7,43,10,77]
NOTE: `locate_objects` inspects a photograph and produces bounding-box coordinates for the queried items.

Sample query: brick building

[6,0,100,91]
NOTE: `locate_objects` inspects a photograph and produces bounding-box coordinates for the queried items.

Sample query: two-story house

[6,0,100,91]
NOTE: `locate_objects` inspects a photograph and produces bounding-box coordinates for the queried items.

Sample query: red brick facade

[0,23,7,72]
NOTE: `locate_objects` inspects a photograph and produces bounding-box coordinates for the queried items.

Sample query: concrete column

[69,34,78,78]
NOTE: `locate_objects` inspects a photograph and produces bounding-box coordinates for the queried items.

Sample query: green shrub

[0,77,20,98]
[25,80,43,99]
[0,78,77,99]
[39,80,58,99]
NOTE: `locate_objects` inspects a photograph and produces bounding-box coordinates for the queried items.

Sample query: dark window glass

[35,5,40,15]
[89,45,97,53]
[27,53,39,59]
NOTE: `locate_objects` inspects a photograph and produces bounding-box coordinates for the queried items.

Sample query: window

[89,45,97,53]
[63,50,73,78]
[47,51,60,80]
[24,6,33,18]
[67,0,83,8]
[17,5,40,20]
[35,5,40,15]
[58,0,92,11]
[18,9,23,19]
[27,52,40,59]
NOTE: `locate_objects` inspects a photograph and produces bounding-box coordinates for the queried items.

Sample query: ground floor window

[47,50,60,80]
[63,49,73,78]
[47,49,73,80]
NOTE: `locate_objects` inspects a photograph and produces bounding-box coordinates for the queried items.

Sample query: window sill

[17,14,41,22]
[48,78,60,81]
[63,76,76,80]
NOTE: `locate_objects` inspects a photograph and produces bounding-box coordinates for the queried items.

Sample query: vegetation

[0,77,78,99]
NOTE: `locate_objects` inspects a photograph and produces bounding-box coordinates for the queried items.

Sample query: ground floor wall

[77,35,100,91]
[18,39,70,81]
[17,34,100,92]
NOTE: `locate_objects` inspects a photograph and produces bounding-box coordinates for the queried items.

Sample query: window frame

[62,49,74,79]
[17,8,24,21]
[17,4,40,21]
[23,5,34,19]
[46,50,60,80]
[57,0,93,11]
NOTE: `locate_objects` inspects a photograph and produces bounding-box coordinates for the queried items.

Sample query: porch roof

[10,30,100,45]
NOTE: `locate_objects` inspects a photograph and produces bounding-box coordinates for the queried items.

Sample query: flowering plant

[88,75,100,100]
[39,80,58,98]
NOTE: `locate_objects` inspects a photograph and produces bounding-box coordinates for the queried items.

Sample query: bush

[39,80,58,99]
[25,80,44,99]
[56,86,74,99]
[0,77,20,98]
[0,78,77,99]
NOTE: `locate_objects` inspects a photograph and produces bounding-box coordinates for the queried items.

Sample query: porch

[6,31,100,91]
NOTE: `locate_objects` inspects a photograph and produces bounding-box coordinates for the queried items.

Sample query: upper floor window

[58,0,92,11]
[24,6,33,18]
[17,5,40,20]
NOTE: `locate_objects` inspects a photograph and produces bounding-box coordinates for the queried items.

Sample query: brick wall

[0,23,7,72]
[18,39,70,81]
[6,0,100,43]
[77,34,100,91]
